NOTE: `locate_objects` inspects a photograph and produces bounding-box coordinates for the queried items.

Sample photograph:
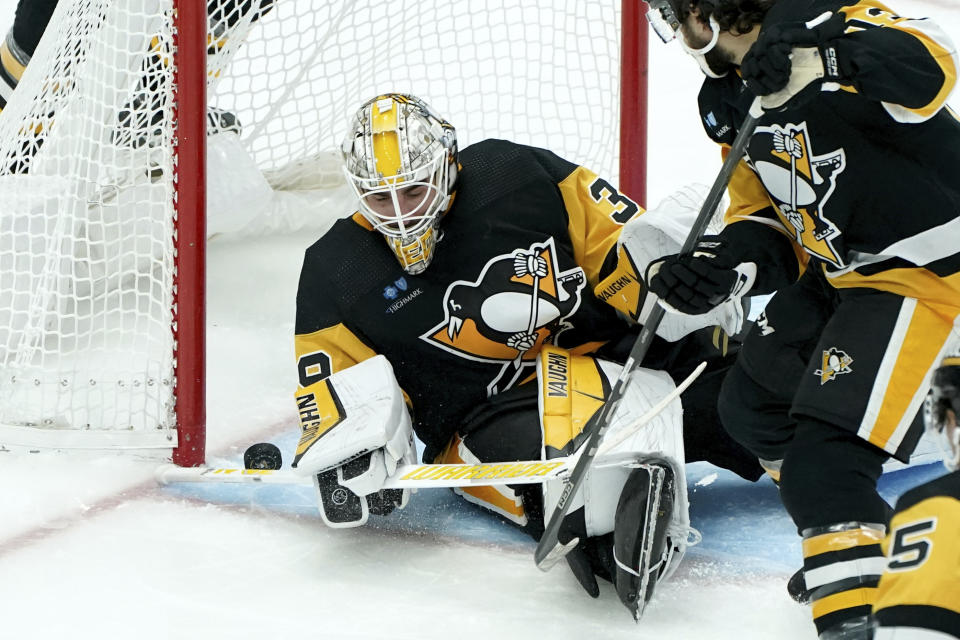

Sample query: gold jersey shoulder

[874,472,960,634]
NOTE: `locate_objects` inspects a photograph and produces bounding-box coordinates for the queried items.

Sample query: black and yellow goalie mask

[341,93,458,275]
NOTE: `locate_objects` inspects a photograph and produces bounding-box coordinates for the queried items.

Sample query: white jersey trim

[827,215,960,277]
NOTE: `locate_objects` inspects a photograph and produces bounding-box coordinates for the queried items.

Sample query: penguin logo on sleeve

[421,237,586,396]
[814,347,854,385]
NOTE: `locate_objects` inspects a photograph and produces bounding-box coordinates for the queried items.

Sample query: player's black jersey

[874,470,960,637]
[700,0,960,307]
[295,140,645,455]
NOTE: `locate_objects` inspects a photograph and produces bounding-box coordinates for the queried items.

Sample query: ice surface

[0,1,958,638]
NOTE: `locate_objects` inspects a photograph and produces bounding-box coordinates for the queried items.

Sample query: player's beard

[680,20,736,78]
[701,46,736,77]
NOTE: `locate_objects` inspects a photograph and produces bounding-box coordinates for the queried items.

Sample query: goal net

[0,0,641,461]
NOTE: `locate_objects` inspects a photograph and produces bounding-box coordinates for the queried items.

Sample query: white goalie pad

[618,185,745,339]
[292,355,416,496]
[539,353,689,554]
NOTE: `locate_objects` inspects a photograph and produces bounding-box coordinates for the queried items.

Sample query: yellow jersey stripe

[294,325,377,382]
[827,266,960,311]
[895,22,958,120]
[862,301,955,450]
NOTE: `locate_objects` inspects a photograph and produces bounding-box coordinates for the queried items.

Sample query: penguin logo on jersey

[421,238,586,396]
[814,347,854,385]
[749,121,846,267]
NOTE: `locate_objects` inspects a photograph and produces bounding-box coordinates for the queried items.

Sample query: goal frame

[171,0,649,467]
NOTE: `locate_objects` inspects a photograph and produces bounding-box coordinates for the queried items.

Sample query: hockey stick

[156,362,704,490]
[534,96,765,571]
[157,458,575,489]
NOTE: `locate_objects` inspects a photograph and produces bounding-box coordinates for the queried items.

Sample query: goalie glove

[292,355,417,528]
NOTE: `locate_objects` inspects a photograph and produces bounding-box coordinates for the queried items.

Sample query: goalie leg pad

[538,345,685,539]
[613,459,676,620]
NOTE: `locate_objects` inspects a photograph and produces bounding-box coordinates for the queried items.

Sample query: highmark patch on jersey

[749,121,846,268]
[420,237,586,397]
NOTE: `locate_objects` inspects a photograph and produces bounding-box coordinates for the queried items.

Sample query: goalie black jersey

[295,139,647,457]
[873,470,960,638]
[700,0,960,308]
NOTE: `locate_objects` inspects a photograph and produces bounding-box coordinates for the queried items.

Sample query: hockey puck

[243,442,283,470]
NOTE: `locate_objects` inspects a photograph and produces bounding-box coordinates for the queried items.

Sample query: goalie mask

[925,356,960,472]
[341,94,458,275]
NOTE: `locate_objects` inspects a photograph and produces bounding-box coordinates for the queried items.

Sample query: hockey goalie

[287,93,768,620]
[292,352,691,621]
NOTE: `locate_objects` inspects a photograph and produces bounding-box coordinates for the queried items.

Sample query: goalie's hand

[315,448,414,527]
[292,355,417,527]
[646,237,753,315]
[741,12,848,100]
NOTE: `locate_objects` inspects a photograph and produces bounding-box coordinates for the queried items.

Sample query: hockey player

[872,353,960,638]
[0,0,56,114]
[644,0,960,637]
[292,92,765,617]
[0,0,272,165]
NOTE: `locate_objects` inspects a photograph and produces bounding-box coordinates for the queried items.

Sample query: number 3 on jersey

[589,177,639,224]
[887,517,937,571]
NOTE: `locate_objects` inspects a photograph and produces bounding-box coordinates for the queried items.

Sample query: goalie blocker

[292,349,691,618]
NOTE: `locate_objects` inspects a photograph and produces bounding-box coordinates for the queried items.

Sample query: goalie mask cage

[0,0,648,466]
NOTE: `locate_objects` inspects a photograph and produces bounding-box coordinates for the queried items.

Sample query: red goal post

[0,0,649,466]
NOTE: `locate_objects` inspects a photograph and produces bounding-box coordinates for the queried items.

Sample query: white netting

[0,0,624,449]
[210,0,622,190]
[0,0,176,448]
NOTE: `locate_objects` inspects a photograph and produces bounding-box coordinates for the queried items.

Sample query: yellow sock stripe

[811,586,876,620]
[0,40,26,82]
[803,527,884,559]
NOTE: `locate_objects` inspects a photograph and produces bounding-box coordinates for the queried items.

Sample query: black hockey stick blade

[534,96,764,571]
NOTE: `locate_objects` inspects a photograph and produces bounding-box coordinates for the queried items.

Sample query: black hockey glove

[646,237,750,315]
[741,12,849,97]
